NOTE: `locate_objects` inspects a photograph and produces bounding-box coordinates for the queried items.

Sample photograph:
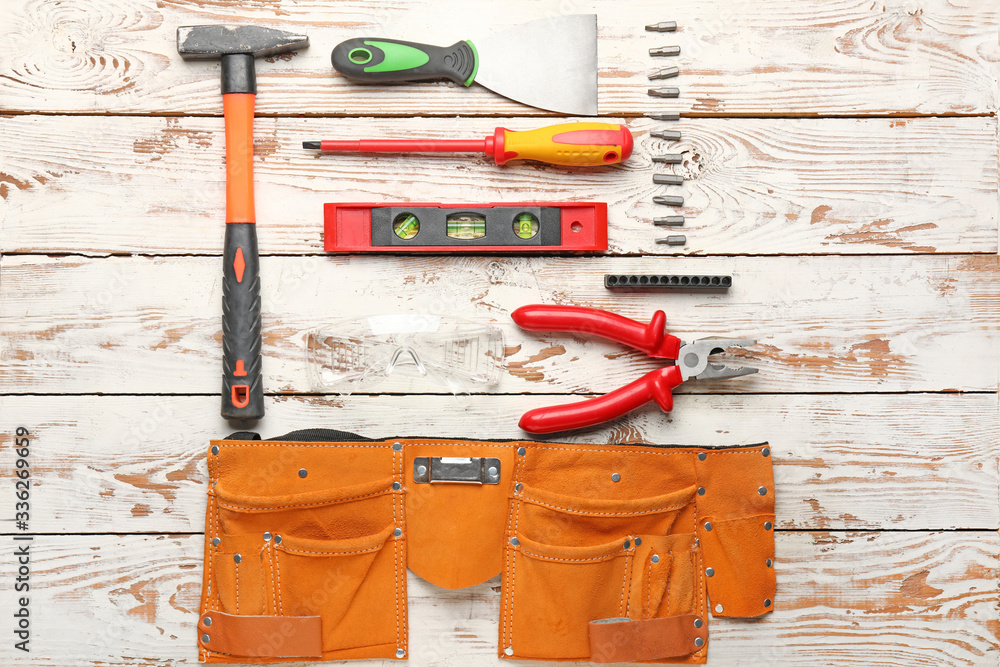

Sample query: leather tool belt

[197,429,776,663]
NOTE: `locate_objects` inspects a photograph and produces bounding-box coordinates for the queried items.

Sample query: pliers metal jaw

[512,306,758,434]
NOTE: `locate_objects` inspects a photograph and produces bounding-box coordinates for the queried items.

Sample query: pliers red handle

[512,305,757,434]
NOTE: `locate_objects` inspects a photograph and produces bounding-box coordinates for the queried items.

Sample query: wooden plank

[1,254,997,394]
[0,0,996,117]
[0,394,995,533]
[0,532,993,665]
[1,115,996,256]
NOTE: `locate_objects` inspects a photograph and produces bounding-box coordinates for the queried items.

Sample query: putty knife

[331,14,598,115]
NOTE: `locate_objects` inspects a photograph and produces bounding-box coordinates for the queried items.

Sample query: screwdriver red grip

[518,366,684,434]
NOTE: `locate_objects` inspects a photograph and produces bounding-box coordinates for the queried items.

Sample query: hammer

[177,25,308,420]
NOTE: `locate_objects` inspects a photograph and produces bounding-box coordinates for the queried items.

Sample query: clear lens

[307,315,505,393]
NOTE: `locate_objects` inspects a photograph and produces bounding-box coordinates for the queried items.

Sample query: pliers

[512,305,757,434]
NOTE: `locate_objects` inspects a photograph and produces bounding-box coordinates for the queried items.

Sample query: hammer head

[177,25,309,60]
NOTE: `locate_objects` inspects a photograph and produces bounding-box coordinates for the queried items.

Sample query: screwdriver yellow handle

[491,122,634,167]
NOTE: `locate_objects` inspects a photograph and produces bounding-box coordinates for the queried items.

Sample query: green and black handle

[332,38,478,85]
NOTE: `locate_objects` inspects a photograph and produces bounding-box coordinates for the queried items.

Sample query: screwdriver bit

[652,154,684,164]
[654,216,685,226]
[653,195,685,206]
[649,87,680,98]
[645,112,680,121]
[656,235,687,246]
[646,21,677,32]
[648,66,679,80]
[650,129,681,141]
[650,45,681,57]
[653,174,684,185]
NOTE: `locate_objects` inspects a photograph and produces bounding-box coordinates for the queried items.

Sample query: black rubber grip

[332,38,476,85]
[605,274,732,289]
[221,223,264,420]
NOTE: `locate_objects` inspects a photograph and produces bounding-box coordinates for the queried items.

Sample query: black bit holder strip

[605,274,732,289]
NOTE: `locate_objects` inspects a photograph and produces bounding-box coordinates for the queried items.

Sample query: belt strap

[198,611,322,658]
[588,615,707,663]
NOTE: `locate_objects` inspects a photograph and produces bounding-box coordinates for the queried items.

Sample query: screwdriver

[303,122,633,167]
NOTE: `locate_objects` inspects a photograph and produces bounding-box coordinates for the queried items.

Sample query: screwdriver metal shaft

[650,45,681,57]
[650,129,681,141]
[656,235,687,246]
[653,174,684,185]
[652,154,684,164]
[654,216,685,226]
[649,87,680,98]
[646,21,677,32]
[646,112,680,121]
[649,66,679,80]
[654,195,685,206]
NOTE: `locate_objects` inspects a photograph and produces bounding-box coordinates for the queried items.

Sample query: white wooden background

[1,0,999,665]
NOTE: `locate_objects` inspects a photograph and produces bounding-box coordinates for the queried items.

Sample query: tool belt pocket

[207,475,402,657]
[503,483,697,660]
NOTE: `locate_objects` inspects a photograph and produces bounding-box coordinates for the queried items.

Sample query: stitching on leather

[393,447,400,654]
[235,559,239,615]
[521,495,688,516]
[216,487,391,511]
[266,544,277,615]
[646,558,653,618]
[618,550,629,616]
[517,548,626,563]
[278,543,384,556]
[273,542,283,616]
[217,442,762,457]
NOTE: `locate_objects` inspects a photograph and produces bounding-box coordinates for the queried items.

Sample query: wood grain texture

[0,254,996,394]
[0,394,996,533]
[1,115,996,256]
[0,532,994,665]
[0,0,996,117]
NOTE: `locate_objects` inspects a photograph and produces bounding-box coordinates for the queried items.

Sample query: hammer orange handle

[221,92,263,419]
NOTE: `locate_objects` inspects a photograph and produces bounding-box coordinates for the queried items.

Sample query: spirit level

[324,202,608,253]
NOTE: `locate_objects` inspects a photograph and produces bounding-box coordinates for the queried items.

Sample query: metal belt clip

[413,457,501,484]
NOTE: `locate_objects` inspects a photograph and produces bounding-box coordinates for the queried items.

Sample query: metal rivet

[394,528,402,537]
[758,486,767,496]
[611,472,621,482]
[517,446,526,456]
[211,537,220,547]
[697,452,707,461]
[694,637,704,648]
[202,633,210,643]
[697,487,705,496]
[693,617,703,628]
[715,603,724,613]
[274,535,282,544]
[488,466,498,477]
[510,537,519,546]
[203,616,212,626]
[706,567,714,577]
[762,447,770,457]
[651,554,660,564]
[233,553,241,563]
[298,468,307,478]
[504,646,514,656]
[623,540,631,549]
[393,442,402,451]
[211,445,219,455]
[514,482,523,493]
[704,521,713,531]
[764,598,772,608]
[766,558,773,568]
[395,648,405,658]
[417,465,428,475]
[392,482,401,491]
[263,532,271,542]
[764,521,773,531]
[634,537,642,546]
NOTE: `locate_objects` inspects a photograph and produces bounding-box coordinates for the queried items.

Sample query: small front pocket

[506,534,633,660]
[276,526,398,652]
[514,482,695,547]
